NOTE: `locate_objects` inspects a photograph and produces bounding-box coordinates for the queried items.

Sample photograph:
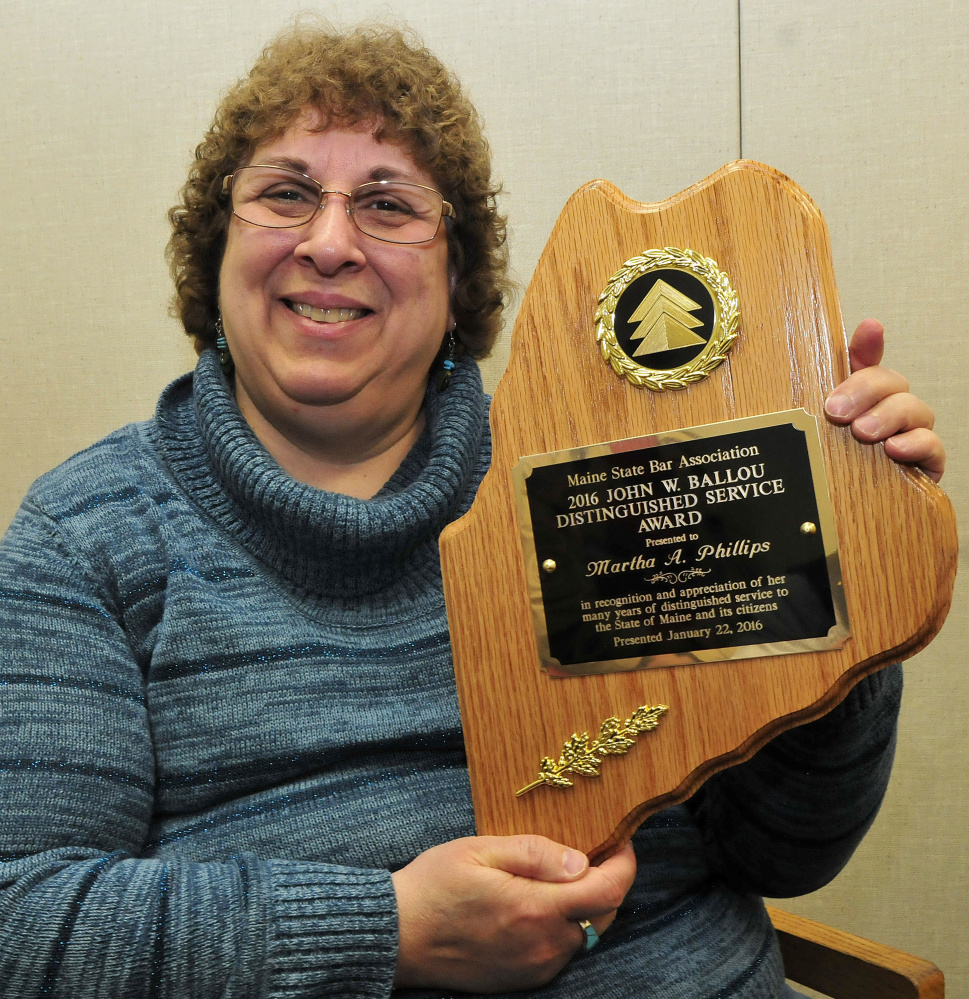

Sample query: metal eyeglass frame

[221,165,455,245]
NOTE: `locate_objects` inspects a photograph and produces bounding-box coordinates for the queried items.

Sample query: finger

[824,366,910,423]
[848,392,935,443]
[883,428,946,483]
[595,841,636,879]
[594,909,618,938]
[847,318,885,372]
[570,910,618,955]
[558,843,637,920]
[565,845,637,952]
[477,834,589,883]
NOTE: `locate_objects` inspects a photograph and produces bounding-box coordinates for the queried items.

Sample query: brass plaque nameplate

[513,410,849,677]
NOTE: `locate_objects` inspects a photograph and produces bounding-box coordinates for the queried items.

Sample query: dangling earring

[436,328,457,392]
[215,316,234,376]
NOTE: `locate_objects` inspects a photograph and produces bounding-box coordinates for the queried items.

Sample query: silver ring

[577,919,599,951]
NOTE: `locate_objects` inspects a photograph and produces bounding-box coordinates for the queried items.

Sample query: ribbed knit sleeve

[0,498,399,998]
[686,665,902,898]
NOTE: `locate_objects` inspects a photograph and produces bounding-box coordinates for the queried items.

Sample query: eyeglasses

[222,165,454,244]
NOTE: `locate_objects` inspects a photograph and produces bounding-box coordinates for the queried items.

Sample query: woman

[0,22,944,998]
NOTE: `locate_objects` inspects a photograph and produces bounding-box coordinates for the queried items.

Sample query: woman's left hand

[823,318,945,482]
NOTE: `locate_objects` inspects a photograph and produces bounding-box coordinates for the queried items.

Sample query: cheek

[383,250,450,319]
[218,235,248,312]
[419,251,453,318]
[219,225,284,301]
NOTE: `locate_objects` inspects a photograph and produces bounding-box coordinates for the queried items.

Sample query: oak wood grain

[768,906,945,998]
[439,161,958,861]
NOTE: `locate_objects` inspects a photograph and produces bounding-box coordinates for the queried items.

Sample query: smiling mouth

[287,301,369,323]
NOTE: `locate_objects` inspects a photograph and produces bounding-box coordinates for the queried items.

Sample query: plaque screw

[542,559,557,573]
[800,522,817,535]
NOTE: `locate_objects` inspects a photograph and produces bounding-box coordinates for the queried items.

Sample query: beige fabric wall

[1,0,965,990]
[741,2,969,988]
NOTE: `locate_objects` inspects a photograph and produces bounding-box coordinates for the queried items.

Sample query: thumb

[847,318,885,372]
[476,834,589,883]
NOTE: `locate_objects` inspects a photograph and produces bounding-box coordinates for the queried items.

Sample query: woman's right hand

[391,834,636,993]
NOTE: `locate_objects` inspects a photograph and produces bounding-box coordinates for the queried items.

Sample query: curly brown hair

[167,20,509,359]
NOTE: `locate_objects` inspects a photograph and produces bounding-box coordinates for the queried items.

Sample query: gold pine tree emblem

[628,278,705,356]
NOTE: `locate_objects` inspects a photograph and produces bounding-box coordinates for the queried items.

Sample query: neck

[236,383,428,499]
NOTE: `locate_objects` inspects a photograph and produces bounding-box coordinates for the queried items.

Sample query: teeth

[290,302,366,323]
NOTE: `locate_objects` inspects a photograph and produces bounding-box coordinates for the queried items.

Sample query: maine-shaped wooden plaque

[438,161,957,862]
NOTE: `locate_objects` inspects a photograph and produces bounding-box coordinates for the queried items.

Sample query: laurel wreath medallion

[595,247,740,391]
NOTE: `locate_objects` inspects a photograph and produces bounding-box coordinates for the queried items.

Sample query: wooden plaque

[439,161,957,862]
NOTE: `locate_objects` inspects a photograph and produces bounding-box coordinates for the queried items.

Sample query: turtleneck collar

[151,350,489,600]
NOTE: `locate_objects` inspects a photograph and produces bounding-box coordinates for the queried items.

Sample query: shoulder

[21,368,197,526]
[22,421,175,526]
[6,405,192,589]
[0,421,176,628]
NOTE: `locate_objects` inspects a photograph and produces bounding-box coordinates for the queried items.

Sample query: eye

[354,190,419,218]
[258,183,318,207]
[233,168,322,220]
[265,186,303,201]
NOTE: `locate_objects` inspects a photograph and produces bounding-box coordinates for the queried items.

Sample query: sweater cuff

[267,861,399,999]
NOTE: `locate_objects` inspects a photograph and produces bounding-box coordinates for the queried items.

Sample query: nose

[294,190,366,272]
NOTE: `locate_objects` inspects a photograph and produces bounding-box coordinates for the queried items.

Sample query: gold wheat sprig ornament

[515,704,669,796]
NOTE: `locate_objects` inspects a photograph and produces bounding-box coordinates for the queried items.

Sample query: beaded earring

[436,329,457,392]
[214,316,234,376]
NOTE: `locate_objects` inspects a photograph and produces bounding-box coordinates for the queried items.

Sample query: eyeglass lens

[229,166,446,243]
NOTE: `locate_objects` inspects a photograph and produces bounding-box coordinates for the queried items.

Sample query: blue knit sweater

[0,350,900,998]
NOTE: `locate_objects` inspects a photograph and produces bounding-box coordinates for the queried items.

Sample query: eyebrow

[256,156,311,174]
[252,157,424,185]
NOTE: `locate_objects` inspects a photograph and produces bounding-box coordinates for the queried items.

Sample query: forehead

[248,116,434,187]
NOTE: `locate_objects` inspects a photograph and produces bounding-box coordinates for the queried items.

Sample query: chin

[283,379,364,409]
[289,368,419,410]
[288,357,431,406]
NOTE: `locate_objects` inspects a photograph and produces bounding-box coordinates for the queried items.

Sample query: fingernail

[563,849,587,876]
[824,393,850,419]
[855,413,882,437]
